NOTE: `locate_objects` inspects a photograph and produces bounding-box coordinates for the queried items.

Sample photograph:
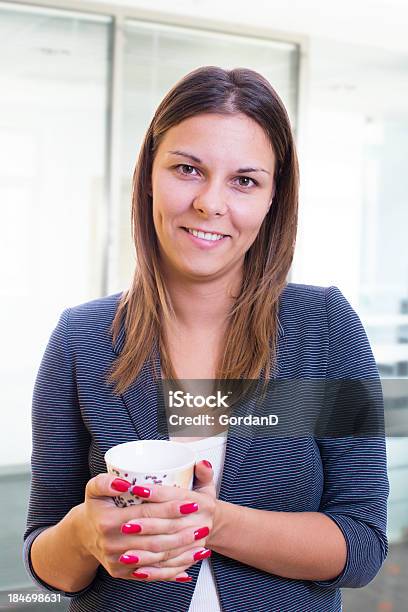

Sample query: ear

[271,183,276,200]
[267,180,276,206]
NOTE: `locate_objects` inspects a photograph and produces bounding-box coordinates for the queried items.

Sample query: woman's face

[150,112,276,281]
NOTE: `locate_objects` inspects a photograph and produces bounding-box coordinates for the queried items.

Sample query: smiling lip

[181,228,228,248]
[182,226,230,237]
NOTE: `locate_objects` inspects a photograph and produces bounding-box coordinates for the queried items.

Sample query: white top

[169,433,227,612]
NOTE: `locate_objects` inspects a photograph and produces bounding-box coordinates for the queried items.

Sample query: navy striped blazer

[23,283,389,612]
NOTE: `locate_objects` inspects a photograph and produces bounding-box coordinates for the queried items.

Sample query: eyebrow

[166,149,271,175]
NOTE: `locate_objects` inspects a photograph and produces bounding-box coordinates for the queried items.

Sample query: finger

[173,572,193,583]
[122,498,200,521]
[118,529,210,568]
[130,565,193,582]
[118,543,210,569]
[154,547,212,568]
[120,518,211,553]
[128,483,197,503]
[193,460,214,489]
[120,516,210,537]
[193,461,216,498]
[85,473,132,500]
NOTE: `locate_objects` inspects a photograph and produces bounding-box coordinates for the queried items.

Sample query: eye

[175,164,199,176]
[235,176,258,189]
[174,164,258,189]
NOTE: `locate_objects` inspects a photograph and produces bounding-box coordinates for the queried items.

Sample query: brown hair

[106,65,299,396]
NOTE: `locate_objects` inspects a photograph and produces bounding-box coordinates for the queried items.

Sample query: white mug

[104,440,196,507]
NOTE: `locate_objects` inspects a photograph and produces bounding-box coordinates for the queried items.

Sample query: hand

[122,460,216,582]
[76,460,215,583]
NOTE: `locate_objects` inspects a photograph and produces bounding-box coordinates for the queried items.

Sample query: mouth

[180,227,230,246]
[181,227,230,239]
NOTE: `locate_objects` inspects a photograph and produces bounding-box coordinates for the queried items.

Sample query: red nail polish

[130,485,151,498]
[132,571,149,579]
[180,502,198,514]
[119,554,139,564]
[193,549,211,561]
[202,460,212,469]
[111,478,131,492]
[176,575,192,582]
[194,526,210,540]
[121,523,142,534]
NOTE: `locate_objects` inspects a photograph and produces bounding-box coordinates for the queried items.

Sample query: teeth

[187,228,225,241]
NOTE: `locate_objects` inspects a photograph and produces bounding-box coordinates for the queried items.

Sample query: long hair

[106,65,299,396]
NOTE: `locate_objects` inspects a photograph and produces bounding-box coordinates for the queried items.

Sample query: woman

[24,66,389,612]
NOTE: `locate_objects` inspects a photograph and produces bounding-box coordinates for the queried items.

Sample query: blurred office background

[0,0,407,609]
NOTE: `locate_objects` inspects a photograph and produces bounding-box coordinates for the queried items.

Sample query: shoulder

[280,282,327,304]
[55,293,124,353]
[279,282,328,326]
[279,282,364,339]
[280,282,352,317]
[276,284,330,370]
[278,283,376,378]
[66,292,123,326]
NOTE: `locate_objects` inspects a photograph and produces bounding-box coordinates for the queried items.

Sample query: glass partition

[0,1,111,598]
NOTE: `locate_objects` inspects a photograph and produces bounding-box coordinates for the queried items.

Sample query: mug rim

[104,439,196,473]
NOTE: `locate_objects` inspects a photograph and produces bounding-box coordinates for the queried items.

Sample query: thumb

[194,460,214,488]
[85,473,132,500]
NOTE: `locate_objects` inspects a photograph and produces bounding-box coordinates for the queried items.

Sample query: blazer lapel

[219,319,286,501]
[113,326,168,441]
[218,390,258,502]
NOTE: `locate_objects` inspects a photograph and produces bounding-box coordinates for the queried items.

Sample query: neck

[161,265,243,335]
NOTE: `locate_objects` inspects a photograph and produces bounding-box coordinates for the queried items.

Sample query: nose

[192,183,228,217]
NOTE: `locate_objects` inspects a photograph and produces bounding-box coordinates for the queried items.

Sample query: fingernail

[176,575,192,582]
[132,571,149,579]
[194,526,210,541]
[119,554,140,564]
[202,460,212,469]
[193,549,212,561]
[130,485,151,498]
[121,523,142,534]
[111,478,131,492]
[180,502,198,514]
